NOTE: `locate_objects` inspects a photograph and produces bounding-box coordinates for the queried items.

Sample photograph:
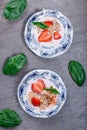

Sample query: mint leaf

[44,86,60,95]
[33,22,49,29]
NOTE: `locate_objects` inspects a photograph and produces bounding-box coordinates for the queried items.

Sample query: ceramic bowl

[24,9,73,58]
[17,69,67,118]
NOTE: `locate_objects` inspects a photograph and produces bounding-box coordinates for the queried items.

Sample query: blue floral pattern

[17,69,67,118]
[24,9,73,58]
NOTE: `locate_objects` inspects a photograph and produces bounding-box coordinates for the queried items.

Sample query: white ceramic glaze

[17,69,67,118]
[24,9,73,58]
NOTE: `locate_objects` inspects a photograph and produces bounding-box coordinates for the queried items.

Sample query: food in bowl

[24,9,73,58]
[17,69,67,117]
[33,17,64,45]
[26,79,60,110]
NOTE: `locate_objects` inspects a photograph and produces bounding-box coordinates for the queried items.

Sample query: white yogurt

[32,16,64,47]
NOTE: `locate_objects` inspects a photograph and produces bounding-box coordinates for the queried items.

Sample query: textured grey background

[0,0,87,130]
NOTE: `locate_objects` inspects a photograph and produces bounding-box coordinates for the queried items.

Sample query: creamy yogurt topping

[26,78,59,111]
[32,16,64,47]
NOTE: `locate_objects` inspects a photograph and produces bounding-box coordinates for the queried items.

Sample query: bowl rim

[24,9,73,58]
[17,69,67,118]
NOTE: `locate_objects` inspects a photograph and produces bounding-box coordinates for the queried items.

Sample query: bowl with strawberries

[24,9,73,58]
[17,69,67,118]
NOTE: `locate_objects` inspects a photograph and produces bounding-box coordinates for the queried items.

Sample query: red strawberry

[32,79,46,93]
[31,97,40,106]
[38,30,52,42]
[44,21,53,26]
[37,79,45,89]
[53,32,62,40]
[38,79,44,84]
[32,83,43,93]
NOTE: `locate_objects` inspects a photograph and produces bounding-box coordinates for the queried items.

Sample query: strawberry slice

[32,83,43,93]
[53,32,62,40]
[31,97,40,106]
[37,79,45,89]
[38,30,52,42]
[38,79,44,84]
[44,21,53,26]
[32,79,46,93]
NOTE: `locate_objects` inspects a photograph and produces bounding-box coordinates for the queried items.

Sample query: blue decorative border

[17,69,67,118]
[24,9,73,58]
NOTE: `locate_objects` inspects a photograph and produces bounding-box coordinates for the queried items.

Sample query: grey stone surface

[0,0,87,130]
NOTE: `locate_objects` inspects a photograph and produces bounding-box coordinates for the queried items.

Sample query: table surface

[0,0,87,130]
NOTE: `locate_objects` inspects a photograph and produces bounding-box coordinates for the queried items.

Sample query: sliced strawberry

[44,21,53,26]
[37,79,46,89]
[32,83,37,92]
[31,79,46,93]
[31,97,40,106]
[32,83,43,93]
[38,30,52,42]
[38,79,44,84]
[53,32,62,40]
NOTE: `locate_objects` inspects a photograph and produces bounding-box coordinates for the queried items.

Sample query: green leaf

[0,109,22,128]
[68,60,86,86]
[44,86,60,94]
[3,0,27,20]
[33,22,49,29]
[3,53,27,75]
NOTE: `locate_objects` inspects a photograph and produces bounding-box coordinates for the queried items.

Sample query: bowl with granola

[17,69,67,118]
[24,9,73,58]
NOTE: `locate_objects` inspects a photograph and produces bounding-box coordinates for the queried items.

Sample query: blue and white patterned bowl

[17,69,67,118]
[24,9,73,58]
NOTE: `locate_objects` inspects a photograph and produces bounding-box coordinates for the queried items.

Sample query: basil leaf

[33,22,49,29]
[50,88,60,94]
[0,109,22,128]
[68,60,86,86]
[3,0,27,20]
[44,86,60,94]
[3,53,27,75]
